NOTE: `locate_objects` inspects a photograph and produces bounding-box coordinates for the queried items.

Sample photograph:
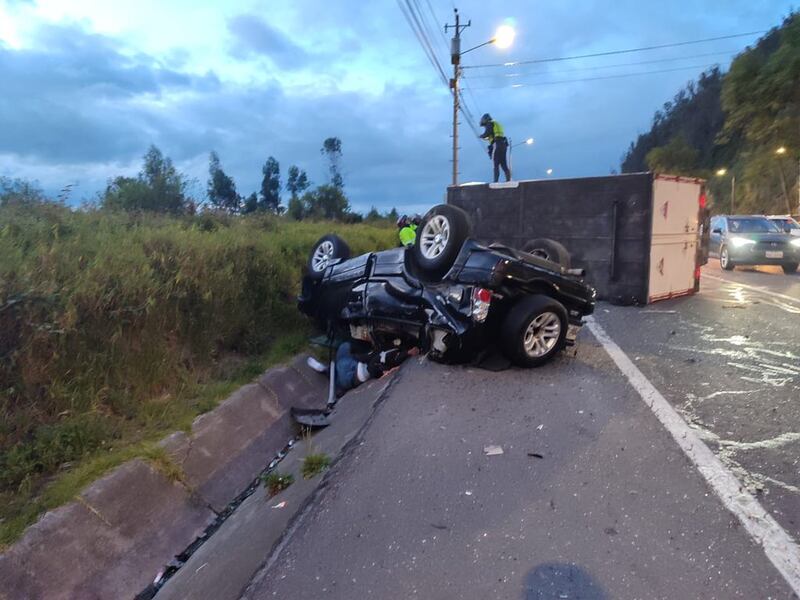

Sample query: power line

[462,30,766,70]
[464,49,740,79]
[396,0,484,148]
[467,63,723,90]
[424,0,450,51]
[397,0,448,84]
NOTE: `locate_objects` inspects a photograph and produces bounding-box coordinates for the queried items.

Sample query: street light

[492,25,516,49]
[716,168,735,213]
[773,145,798,214]
[447,9,515,185]
[546,168,553,176]
[512,137,534,148]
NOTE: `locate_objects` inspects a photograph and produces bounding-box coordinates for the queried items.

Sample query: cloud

[0,22,221,164]
[227,14,309,68]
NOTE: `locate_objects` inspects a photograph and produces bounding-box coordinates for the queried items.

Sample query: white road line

[703,273,800,307]
[586,316,800,595]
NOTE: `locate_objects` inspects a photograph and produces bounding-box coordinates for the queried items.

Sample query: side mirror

[712,228,722,234]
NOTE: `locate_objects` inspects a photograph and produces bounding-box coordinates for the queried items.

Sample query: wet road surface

[242,263,800,600]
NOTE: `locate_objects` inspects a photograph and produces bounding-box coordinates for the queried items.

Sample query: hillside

[621,12,800,215]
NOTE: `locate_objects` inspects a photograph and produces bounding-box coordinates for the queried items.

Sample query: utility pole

[446,9,470,186]
[731,175,736,214]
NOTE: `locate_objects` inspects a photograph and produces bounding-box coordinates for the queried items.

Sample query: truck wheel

[522,238,571,269]
[782,262,798,274]
[720,245,735,271]
[413,204,472,279]
[500,295,568,368]
[307,234,350,280]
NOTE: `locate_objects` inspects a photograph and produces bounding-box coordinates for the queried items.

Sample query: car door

[709,217,723,256]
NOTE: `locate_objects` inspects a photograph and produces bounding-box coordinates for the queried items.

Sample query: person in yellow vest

[479,113,511,183]
[397,215,417,247]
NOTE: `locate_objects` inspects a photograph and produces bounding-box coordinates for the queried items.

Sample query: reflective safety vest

[399,224,416,247]
[492,121,505,140]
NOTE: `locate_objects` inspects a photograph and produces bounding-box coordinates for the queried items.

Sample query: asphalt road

[241,264,800,599]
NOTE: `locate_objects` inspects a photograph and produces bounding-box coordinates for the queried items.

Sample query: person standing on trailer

[479,113,511,183]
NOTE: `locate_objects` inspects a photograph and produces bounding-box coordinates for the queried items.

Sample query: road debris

[483,445,504,456]
[464,490,473,496]
[272,501,287,509]
[536,424,544,431]
[527,452,544,459]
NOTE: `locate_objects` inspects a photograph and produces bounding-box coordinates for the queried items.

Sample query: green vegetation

[301,452,331,479]
[622,12,799,214]
[261,471,294,497]
[0,193,395,545]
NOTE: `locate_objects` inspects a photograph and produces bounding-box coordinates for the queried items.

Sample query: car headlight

[729,237,756,247]
[791,238,800,248]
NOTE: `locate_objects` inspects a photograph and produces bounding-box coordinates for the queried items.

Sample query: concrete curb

[0,355,329,600]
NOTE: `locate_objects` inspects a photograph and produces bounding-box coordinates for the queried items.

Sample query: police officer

[479,113,511,183]
[397,215,417,247]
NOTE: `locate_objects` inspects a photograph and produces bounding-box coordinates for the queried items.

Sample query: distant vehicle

[709,215,800,273]
[299,204,597,367]
[767,215,800,237]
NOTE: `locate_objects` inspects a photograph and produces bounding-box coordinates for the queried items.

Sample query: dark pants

[493,137,511,182]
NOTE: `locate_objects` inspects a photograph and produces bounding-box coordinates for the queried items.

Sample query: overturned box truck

[447,173,710,304]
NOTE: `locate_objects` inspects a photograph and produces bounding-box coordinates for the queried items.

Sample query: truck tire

[500,295,568,368]
[412,204,472,279]
[307,234,350,280]
[522,238,571,269]
[783,262,798,274]
[719,245,735,271]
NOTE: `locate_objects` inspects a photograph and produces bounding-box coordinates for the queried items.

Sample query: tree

[286,165,309,200]
[102,145,187,213]
[645,136,702,175]
[386,207,399,222]
[260,157,282,213]
[365,206,382,222]
[207,151,240,213]
[321,137,344,189]
[0,177,48,207]
[242,192,259,214]
[287,196,305,220]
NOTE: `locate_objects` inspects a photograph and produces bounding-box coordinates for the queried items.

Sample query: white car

[767,215,800,237]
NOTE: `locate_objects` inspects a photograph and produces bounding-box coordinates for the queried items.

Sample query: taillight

[699,193,707,208]
[471,287,492,322]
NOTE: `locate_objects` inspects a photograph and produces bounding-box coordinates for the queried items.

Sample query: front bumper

[728,244,800,265]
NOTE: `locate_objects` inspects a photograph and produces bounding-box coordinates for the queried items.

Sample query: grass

[301,452,331,479]
[261,471,295,497]
[0,204,395,546]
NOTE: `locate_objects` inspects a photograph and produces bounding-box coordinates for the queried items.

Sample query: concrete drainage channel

[152,364,403,600]
[0,354,401,600]
[135,435,299,599]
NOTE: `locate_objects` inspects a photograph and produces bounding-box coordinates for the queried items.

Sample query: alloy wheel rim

[420,215,450,259]
[721,248,728,268]
[312,240,335,272]
[523,311,561,357]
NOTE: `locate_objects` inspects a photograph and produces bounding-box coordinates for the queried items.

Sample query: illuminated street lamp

[546,168,553,176]
[716,168,735,213]
[447,10,515,185]
[512,137,534,148]
[774,146,799,214]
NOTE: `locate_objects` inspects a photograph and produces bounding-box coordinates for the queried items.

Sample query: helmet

[480,113,492,127]
[396,215,409,228]
[411,213,422,226]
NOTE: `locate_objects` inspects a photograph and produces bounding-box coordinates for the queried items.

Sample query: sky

[0,0,795,214]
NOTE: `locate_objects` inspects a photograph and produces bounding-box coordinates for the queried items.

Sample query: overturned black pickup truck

[298,204,597,367]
